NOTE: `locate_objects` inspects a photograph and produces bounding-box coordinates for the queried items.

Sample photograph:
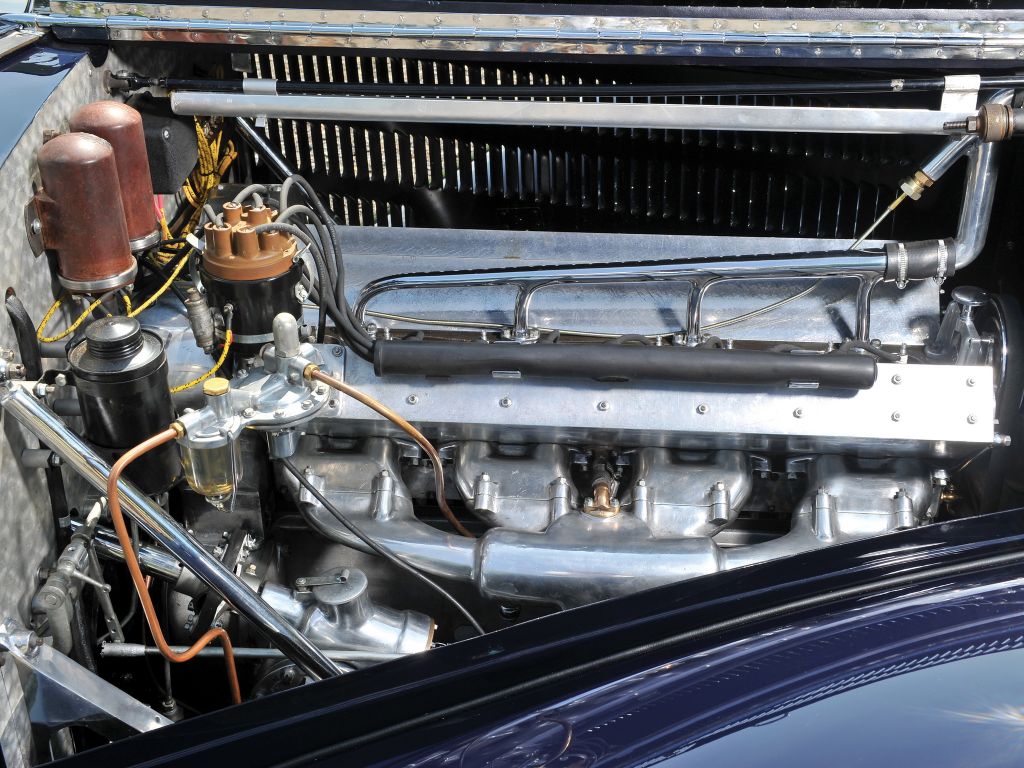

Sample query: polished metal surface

[354,120,996,341]
[315,353,995,456]
[0,619,171,738]
[14,5,1024,61]
[288,444,936,607]
[171,92,974,136]
[260,568,434,655]
[0,384,340,681]
[454,442,577,531]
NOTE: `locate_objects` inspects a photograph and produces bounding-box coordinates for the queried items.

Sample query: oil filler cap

[203,377,230,397]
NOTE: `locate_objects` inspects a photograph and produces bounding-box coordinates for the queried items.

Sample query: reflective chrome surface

[0,385,340,681]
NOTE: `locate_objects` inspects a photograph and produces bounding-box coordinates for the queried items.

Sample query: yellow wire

[169,330,232,393]
[37,295,133,343]
[128,253,190,319]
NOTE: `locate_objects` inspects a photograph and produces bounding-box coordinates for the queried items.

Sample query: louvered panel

[246,54,962,238]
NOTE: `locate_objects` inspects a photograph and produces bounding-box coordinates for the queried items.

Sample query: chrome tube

[233,116,294,180]
[69,518,183,583]
[100,643,402,663]
[355,250,887,325]
[171,92,974,136]
[0,385,340,680]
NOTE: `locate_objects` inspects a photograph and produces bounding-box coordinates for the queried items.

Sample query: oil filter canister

[35,133,136,294]
[70,101,160,251]
[68,316,179,494]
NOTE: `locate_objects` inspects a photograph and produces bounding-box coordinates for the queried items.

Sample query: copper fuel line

[105,426,242,704]
[305,366,476,539]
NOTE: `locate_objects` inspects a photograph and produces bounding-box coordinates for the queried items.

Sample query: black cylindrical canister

[68,316,179,494]
[200,261,302,356]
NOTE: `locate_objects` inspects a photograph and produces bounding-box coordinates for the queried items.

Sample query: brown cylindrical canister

[69,101,159,251]
[35,133,136,293]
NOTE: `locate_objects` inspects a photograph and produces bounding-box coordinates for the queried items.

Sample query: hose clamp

[934,239,948,284]
[895,242,909,289]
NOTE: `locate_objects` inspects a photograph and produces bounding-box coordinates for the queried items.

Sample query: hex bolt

[597,401,610,412]
[793,408,804,418]
[406,394,419,405]
[967,413,978,424]
[300,399,313,410]
[242,407,255,418]
[273,408,285,417]
[332,346,343,357]
[499,397,513,408]
[53,373,67,387]
[696,403,709,415]
[891,411,901,422]
[891,374,903,385]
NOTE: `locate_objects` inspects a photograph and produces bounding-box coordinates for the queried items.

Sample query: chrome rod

[0,386,340,681]
[355,250,888,326]
[68,518,182,583]
[100,642,402,663]
[171,92,974,136]
[233,116,294,181]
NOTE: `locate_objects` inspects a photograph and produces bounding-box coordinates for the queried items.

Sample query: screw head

[406,394,419,405]
[30,219,41,236]
[597,400,610,412]
[892,411,902,422]
[966,377,976,387]
[332,346,343,357]
[301,399,313,410]
[242,407,255,418]
[891,374,903,385]
[967,413,978,424]
[793,408,804,418]
[499,397,513,408]
[696,403,709,415]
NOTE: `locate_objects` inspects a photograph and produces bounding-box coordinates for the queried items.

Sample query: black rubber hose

[374,340,878,390]
[4,288,41,380]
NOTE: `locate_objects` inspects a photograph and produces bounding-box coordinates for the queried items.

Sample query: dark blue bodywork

[60,508,1024,768]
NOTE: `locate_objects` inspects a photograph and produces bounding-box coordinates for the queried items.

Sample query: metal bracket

[940,74,981,112]
[0,620,170,739]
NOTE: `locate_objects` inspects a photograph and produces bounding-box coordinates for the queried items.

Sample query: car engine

[1,4,1024,760]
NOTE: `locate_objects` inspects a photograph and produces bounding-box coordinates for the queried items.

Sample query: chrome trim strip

[9,5,1024,60]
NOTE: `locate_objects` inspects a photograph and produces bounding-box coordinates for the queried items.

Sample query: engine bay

[1,21,1024,761]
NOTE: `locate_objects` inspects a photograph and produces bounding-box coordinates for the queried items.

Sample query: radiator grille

[249,53,961,239]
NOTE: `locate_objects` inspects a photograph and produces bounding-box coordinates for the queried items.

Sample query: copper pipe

[306,367,475,538]
[105,427,242,704]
